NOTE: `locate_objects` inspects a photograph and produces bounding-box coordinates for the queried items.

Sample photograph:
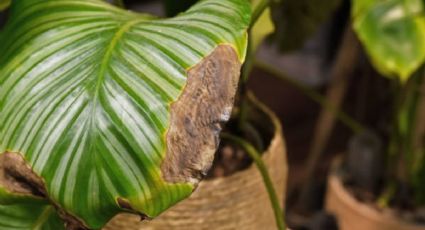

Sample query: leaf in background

[0,0,9,11]
[0,202,65,230]
[0,0,250,228]
[250,0,275,52]
[271,0,342,52]
[352,0,425,81]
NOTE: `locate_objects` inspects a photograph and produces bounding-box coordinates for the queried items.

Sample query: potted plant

[325,0,425,229]
[0,0,287,229]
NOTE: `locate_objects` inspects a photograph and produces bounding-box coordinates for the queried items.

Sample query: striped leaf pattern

[0,202,64,230]
[0,0,250,228]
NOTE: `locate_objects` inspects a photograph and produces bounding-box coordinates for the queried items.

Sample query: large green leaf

[352,0,425,81]
[0,0,250,228]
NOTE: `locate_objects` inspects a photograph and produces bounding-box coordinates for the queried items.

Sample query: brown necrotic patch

[161,45,241,184]
[0,152,46,197]
[0,152,88,229]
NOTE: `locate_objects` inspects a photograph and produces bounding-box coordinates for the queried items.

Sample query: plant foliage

[352,0,425,81]
[0,0,250,228]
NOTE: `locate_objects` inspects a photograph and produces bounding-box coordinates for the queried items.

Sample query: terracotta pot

[104,96,288,230]
[325,158,425,230]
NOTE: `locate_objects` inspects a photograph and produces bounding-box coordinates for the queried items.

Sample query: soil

[205,99,275,179]
[206,142,253,179]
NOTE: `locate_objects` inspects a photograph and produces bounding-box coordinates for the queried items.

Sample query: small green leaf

[0,0,250,228]
[352,0,425,81]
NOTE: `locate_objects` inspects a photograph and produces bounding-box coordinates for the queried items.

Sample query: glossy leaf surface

[0,0,250,228]
[352,0,425,81]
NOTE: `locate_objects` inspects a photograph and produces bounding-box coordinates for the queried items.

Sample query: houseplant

[325,0,425,229]
[0,0,287,229]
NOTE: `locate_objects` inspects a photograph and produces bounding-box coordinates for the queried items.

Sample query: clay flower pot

[326,158,425,230]
[105,96,288,230]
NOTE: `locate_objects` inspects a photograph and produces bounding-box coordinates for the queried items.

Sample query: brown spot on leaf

[0,152,46,197]
[0,152,88,230]
[117,197,150,221]
[56,207,89,230]
[117,197,133,210]
[161,45,241,184]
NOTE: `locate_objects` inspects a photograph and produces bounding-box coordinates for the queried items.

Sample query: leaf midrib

[94,19,143,104]
[32,206,53,230]
[88,18,146,177]
[90,18,145,131]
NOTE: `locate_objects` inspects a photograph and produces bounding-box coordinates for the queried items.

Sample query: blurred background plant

[151,0,425,228]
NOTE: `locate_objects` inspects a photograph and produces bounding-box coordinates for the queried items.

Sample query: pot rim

[327,157,425,229]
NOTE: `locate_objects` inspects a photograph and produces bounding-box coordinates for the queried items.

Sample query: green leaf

[250,0,275,52]
[352,0,375,18]
[352,0,425,81]
[0,0,250,228]
[0,202,65,230]
[271,0,341,52]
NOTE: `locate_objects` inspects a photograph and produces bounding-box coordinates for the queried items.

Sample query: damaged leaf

[0,0,250,228]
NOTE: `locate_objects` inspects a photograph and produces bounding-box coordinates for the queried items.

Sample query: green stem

[221,133,286,230]
[254,59,365,134]
[238,0,273,130]
[237,37,252,130]
[251,0,269,26]
[395,70,424,191]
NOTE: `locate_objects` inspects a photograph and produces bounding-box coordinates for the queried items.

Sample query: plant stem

[221,133,286,230]
[254,59,365,134]
[383,68,425,206]
[412,70,425,168]
[411,71,425,204]
[395,69,425,203]
[238,38,253,130]
[251,0,270,27]
[238,0,273,131]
